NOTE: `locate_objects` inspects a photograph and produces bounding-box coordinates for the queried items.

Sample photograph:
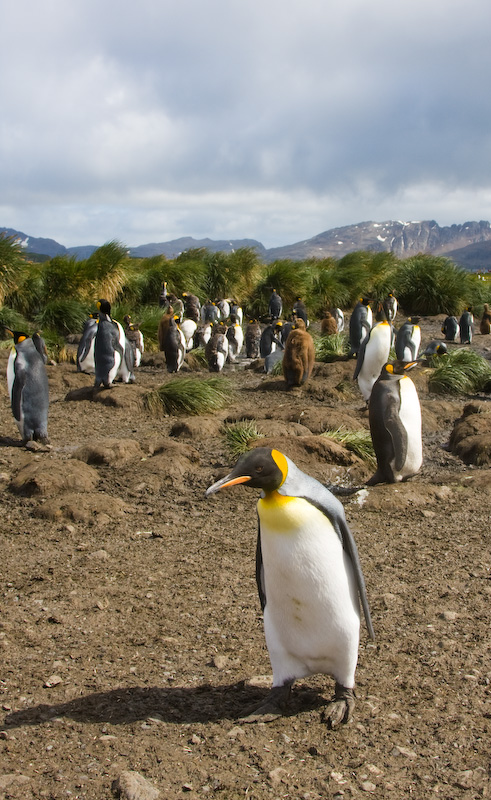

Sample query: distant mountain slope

[3,220,491,269]
[128,236,266,259]
[445,240,491,271]
[263,220,491,262]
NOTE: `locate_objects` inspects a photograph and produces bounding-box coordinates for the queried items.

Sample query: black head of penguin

[97,299,112,315]
[378,360,419,379]
[206,448,285,496]
[5,327,29,344]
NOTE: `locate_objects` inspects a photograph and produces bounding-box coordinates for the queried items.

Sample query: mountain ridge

[2,220,491,269]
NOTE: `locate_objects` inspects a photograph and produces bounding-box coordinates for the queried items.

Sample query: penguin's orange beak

[205,473,251,496]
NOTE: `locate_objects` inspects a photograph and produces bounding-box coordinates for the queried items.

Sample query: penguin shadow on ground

[3,682,327,729]
[0,435,24,447]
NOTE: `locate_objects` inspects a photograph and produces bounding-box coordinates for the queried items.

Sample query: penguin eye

[255,466,263,473]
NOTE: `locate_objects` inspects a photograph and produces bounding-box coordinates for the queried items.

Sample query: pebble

[440,611,458,621]
[269,767,288,785]
[111,771,160,800]
[211,655,229,669]
[392,746,417,759]
[360,781,377,793]
[43,675,63,688]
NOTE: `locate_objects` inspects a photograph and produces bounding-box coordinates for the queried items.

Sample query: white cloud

[1,0,491,247]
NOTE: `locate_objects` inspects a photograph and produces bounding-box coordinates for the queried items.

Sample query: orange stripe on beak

[218,475,251,489]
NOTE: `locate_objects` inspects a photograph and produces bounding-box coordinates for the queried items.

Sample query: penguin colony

[4,283,486,732]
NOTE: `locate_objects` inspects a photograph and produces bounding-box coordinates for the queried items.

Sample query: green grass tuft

[144,376,234,416]
[321,426,376,467]
[315,333,350,362]
[222,419,264,457]
[428,348,491,395]
[185,347,208,370]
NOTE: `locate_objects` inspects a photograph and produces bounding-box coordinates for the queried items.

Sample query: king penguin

[367,361,422,485]
[353,320,392,402]
[206,448,374,727]
[394,317,421,362]
[349,298,372,357]
[6,329,50,445]
[94,300,123,388]
[77,314,98,373]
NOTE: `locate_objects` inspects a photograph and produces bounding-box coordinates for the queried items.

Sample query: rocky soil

[0,315,490,800]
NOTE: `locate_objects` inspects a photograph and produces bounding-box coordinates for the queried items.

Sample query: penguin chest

[396,377,422,477]
[257,495,359,649]
[359,325,391,398]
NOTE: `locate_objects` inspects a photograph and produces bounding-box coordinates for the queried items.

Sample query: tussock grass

[321,426,376,467]
[315,333,350,362]
[222,419,264,457]
[0,306,31,335]
[35,299,89,336]
[185,347,208,370]
[144,376,233,416]
[428,349,491,395]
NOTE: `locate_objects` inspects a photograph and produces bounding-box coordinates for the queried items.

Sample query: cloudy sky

[1,0,491,249]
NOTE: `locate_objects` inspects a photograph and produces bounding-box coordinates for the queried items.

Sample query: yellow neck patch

[271,449,288,486]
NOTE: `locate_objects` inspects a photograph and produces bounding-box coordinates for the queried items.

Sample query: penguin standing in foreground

[353,321,392,402]
[395,317,421,362]
[367,361,422,485]
[94,300,123,388]
[206,448,374,727]
[6,329,50,445]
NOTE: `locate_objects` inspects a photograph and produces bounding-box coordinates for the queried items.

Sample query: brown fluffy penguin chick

[321,312,338,335]
[480,304,491,335]
[282,319,315,387]
[158,306,174,351]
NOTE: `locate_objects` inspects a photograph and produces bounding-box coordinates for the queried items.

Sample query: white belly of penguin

[257,495,360,687]
[396,377,422,479]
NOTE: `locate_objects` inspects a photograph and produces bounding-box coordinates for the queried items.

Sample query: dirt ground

[0,314,490,800]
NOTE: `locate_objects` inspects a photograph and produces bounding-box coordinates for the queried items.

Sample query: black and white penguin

[292,297,308,327]
[217,298,230,320]
[32,332,48,364]
[353,321,392,402]
[164,315,186,373]
[367,361,422,485]
[77,314,98,373]
[123,315,145,367]
[206,448,374,727]
[459,308,474,344]
[226,320,244,362]
[394,317,421,362]
[260,321,283,358]
[205,325,229,371]
[179,318,198,351]
[420,340,448,361]
[229,300,243,326]
[94,300,123,388]
[349,299,372,357]
[201,300,219,324]
[442,315,460,342]
[383,293,398,322]
[332,307,345,333]
[268,289,283,320]
[6,329,50,445]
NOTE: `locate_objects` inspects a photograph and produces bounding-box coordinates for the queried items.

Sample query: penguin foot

[323,683,355,729]
[239,683,292,723]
